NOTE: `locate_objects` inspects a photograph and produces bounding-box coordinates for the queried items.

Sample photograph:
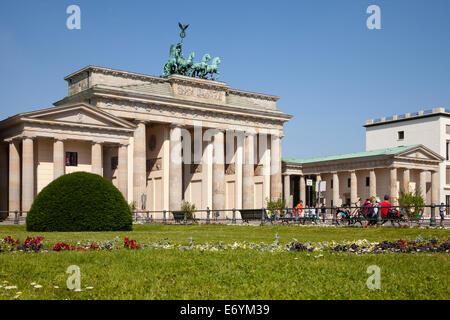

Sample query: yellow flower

[34,285,42,289]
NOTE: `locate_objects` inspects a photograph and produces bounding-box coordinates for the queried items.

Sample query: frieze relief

[174,83,225,103]
[98,97,284,131]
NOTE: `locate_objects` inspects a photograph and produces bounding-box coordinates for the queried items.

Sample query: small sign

[306,179,313,186]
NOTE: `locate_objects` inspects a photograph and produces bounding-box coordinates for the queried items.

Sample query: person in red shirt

[380,195,391,218]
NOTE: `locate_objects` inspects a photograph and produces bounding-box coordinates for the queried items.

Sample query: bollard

[163,210,167,223]
[146,211,150,224]
[260,208,265,226]
[14,211,19,225]
[332,206,337,225]
[206,208,210,224]
[430,203,436,227]
[232,208,236,225]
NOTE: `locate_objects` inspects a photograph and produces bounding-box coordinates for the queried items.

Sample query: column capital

[91,140,103,146]
[22,135,36,141]
[54,137,67,142]
[169,123,183,129]
[5,137,20,143]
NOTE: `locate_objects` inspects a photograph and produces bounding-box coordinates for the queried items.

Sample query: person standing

[296,200,304,217]
[439,203,446,227]
[320,202,327,223]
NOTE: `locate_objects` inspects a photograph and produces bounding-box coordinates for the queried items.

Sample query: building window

[446,125,450,134]
[347,178,351,188]
[398,131,404,140]
[447,167,450,185]
[330,179,333,189]
[365,177,370,187]
[65,152,78,166]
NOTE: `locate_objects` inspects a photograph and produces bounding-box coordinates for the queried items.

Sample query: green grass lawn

[0,225,449,300]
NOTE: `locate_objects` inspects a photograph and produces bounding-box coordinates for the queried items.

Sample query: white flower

[30,282,36,286]
[34,285,42,289]
[54,286,59,289]
[85,286,94,290]
[74,288,82,292]
[5,285,17,290]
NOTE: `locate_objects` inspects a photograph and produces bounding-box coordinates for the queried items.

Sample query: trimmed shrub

[26,172,132,232]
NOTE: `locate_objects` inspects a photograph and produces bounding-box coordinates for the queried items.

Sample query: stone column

[133,121,147,207]
[284,175,291,208]
[9,140,21,212]
[235,133,244,210]
[332,172,340,206]
[103,146,112,181]
[403,168,410,193]
[261,134,271,204]
[53,138,65,179]
[419,170,427,201]
[390,168,398,205]
[169,126,182,211]
[22,137,34,212]
[431,170,439,204]
[243,134,254,209]
[0,143,8,216]
[299,175,306,203]
[162,126,170,211]
[350,170,358,205]
[212,130,225,212]
[118,143,128,200]
[91,142,103,176]
[369,169,376,198]
[270,133,282,200]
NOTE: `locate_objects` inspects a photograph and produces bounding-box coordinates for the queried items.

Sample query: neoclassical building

[283,144,443,213]
[0,66,292,220]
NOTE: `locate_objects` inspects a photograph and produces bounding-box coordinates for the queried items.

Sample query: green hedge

[26,172,132,232]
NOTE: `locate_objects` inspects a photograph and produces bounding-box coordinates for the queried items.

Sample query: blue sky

[1,0,449,159]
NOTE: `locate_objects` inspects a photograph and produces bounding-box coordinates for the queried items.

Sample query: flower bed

[1,235,449,254]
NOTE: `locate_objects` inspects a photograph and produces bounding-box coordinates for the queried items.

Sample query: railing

[130,204,447,227]
[0,211,28,225]
[0,204,447,227]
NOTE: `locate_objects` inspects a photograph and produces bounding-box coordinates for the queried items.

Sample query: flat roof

[365,108,449,127]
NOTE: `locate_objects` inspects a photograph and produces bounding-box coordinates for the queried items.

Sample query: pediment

[395,146,443,162]
[21,103,135,130]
